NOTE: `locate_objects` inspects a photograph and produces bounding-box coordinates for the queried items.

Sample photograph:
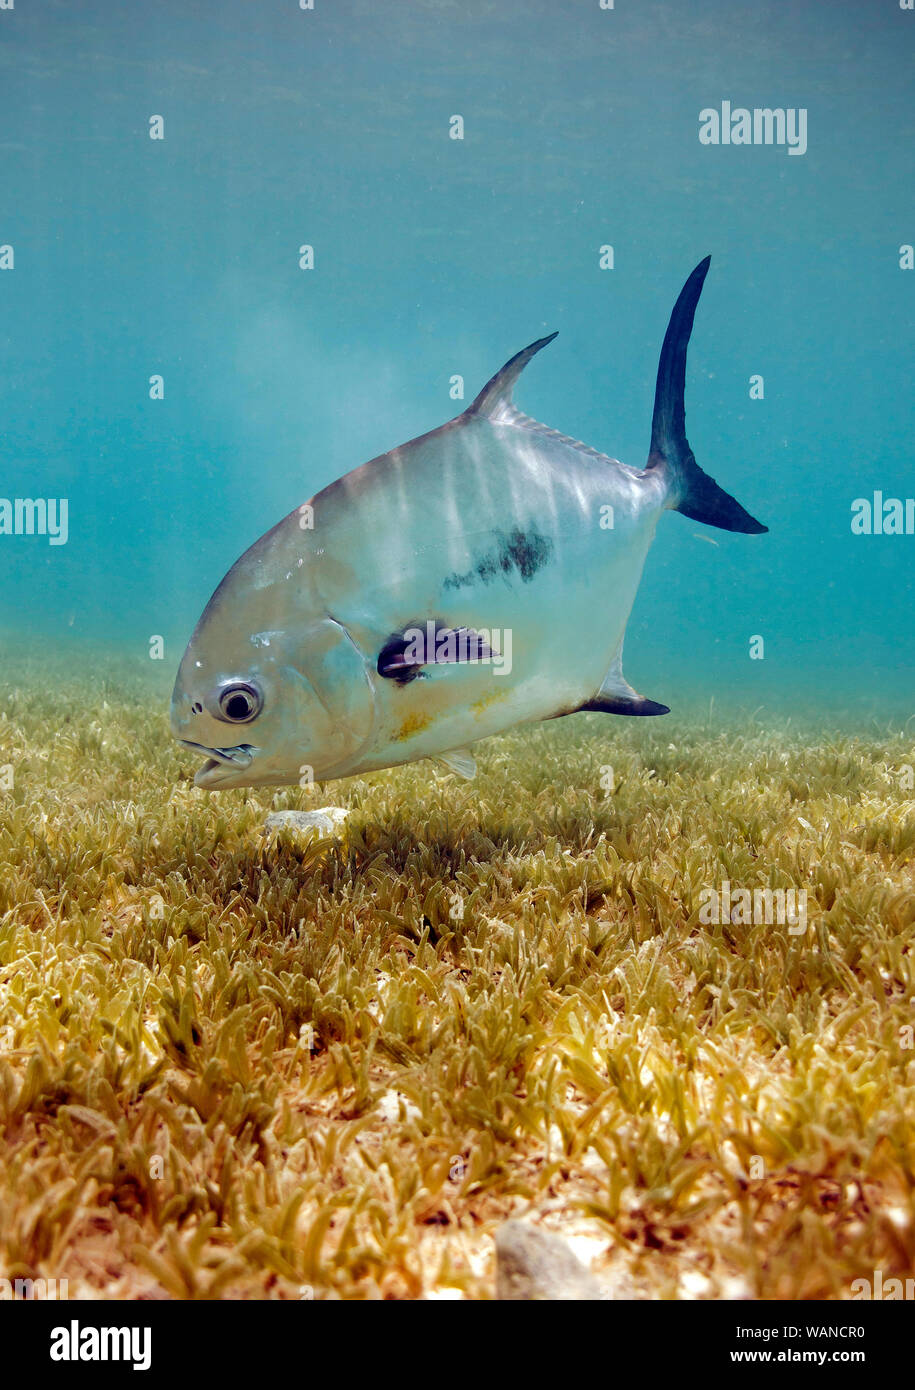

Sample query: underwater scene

[1,0,914,1329]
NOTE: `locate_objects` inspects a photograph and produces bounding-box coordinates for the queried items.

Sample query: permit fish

[171,257,766,789]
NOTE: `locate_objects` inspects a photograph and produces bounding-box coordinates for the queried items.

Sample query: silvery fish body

[170,259,766,789]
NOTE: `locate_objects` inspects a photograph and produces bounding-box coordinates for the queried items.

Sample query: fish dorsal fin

[467,333,558,423]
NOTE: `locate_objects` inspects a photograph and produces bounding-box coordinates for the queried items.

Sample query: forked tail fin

[646,257,767,535]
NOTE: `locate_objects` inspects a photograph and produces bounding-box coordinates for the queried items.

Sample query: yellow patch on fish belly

[471,686,509,716]
[394,710,434,741]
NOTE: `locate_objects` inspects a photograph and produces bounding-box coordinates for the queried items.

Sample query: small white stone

[263,808,350,837]
[376,1090,422,1123]
[679,1269,713,1298]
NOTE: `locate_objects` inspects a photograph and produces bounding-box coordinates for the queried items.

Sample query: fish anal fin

[581,693,670,717]
[580,646,669,717]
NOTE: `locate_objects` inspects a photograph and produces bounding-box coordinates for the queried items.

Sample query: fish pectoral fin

[432,747,477,780]
[378,624,496,683]
[581,647,670,717]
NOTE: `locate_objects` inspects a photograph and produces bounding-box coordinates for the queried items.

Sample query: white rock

[263,808,350,837]
[376,1090,422,1123]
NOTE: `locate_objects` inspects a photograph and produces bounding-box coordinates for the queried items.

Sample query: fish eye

[215,681,263,723]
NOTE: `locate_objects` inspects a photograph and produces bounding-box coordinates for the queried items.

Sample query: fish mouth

[177,741,257,785]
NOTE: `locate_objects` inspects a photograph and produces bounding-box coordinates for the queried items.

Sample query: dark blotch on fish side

[443,528,553,591]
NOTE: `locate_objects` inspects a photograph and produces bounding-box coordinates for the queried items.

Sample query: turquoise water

[1,1,912,724]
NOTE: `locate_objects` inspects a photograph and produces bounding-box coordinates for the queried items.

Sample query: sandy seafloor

[1,656,913,1300]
